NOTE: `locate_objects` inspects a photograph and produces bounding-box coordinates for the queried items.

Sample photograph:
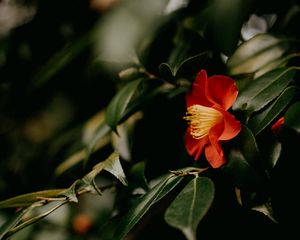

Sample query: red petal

[185,128,209,160]
[218,110,241,140]
[204,123,226,168]
[204,144,225,168]
[206,75,238,110]
[186,70,213,107]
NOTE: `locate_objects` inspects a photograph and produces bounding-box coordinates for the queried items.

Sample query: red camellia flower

[184,70,241,168]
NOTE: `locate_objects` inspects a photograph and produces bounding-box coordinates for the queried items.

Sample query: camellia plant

[1,0,300,239]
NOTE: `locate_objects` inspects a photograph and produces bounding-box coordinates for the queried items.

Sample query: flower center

[184,104,222,139]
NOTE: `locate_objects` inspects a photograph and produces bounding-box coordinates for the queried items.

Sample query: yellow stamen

[184,104,222,139]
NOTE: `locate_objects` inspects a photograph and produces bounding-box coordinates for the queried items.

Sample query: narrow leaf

[2,201,67,239]
[165,177,215,240]
[30,30,94,90]
[236,125,261,169]
[248,86,298,135]
[285,101,300,132]
[233,67,296,114]
[113,174,183,240]
[0,189,65,209]
[0,207,32,239]
[227,34,290,75]
[105,78,144,131]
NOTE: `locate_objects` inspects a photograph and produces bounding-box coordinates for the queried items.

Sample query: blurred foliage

[1,0,300,239]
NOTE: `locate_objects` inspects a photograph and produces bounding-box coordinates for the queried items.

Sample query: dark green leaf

[113,174,183,240]
[105,78,144,131]
[285,101,300,132]
[233,67,296,114]
[206,0,252,55]
[252,198,278,223]
[128,161,148,191]
[227,34,290,75]
[165,177,215,240]
[30,30,94,90]
[236,125,261,169]
[248,86,298,135]
[222,150,262,189]
[265,141,282,170]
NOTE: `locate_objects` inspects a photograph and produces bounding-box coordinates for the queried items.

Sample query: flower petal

[206,75,238,110]
[204,143,225,168]
[218,110,241,140]
[185,128,209,160]
[186,70,213,107]
[205,123,226,168]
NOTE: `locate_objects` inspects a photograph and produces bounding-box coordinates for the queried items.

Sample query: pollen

[184,104,222,139]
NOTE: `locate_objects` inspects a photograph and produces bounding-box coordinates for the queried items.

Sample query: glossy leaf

[165,177,215,240]
[113,174,183,240]
[233,67,296,114]
[222,150,262,189]
[254,52,300,79]
[285,101,300,132]
[248,86,298,135]
[227,34,290,75]
[236,125,261,169]
[105,78,144,131]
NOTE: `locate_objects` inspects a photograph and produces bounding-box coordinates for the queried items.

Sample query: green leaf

[30,30,94,90]
[222,150,262,189]
[233,67,296,114]
[254,52,300,79]
[285,101,300,132]
[205,0,252,55]
[96,0,169,65]
[236,125,261,169]
[159,52,209,79]
[252,198,278,223]
[83,151,127,186]
[2,201,67,239]
[248,86,299,135]
[227,34,290,75]
[128,161,148,191]
[61,180,80,203]
[0,206,32,239]
[284,102,300,132]
[105,78,144,131]
[165,177,215,240]
[0,189,65,209]
[113,174,183,240]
